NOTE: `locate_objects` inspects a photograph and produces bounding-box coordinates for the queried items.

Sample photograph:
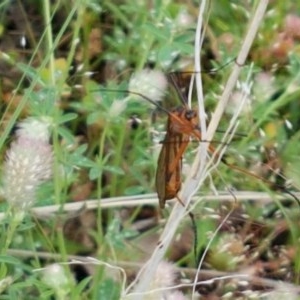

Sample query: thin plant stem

[43,0,55,85]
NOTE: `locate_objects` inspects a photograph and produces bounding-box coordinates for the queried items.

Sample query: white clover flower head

[2,117,53,210]
[16,116,52,142]
[228,90,251,115]
[146,261,177,299]
[128,69,168,103]
[254,72,275,102]
[151,261,177,289]
[41,264,72,297]
[175,9,194,28]
[144,261,186,300]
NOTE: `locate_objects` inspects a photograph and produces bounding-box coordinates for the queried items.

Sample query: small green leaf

[87,111,101,125]
[57,127,76,144]
[0,255,22,265]
[157,44,179,67]
[142,22,168,41]
[89,167,102,180]
[97,278,120,300]
[71,276,92,297]
[124,185,146,195]
[57,113,78,124]
[103,165,125,175]
[173,41,194,55]
[75,144,88,155]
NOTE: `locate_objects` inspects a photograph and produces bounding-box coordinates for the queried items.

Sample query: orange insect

[155,106,201,208]
[153,73,216,209]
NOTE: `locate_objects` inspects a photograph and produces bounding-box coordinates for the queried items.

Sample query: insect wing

[156,131,191,208]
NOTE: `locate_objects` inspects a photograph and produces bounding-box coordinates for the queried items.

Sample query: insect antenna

[220,156,300,207]
[92,88,171,115]
[170,58,237,76]
[167,72,189,108]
